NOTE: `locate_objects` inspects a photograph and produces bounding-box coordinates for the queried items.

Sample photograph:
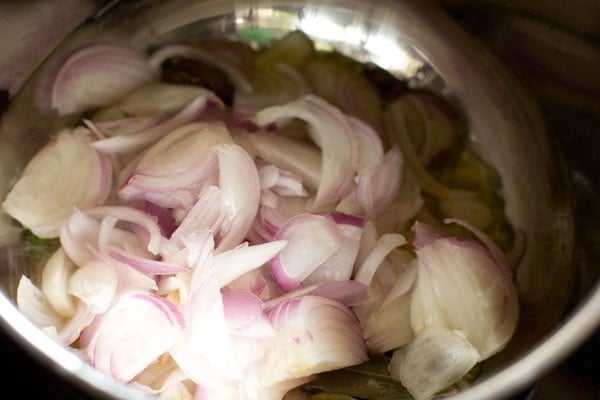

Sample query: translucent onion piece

[302,214,363,287]
[254,95,356,208]
[383,100,474,199]
[354,233,407,286]
[42,247,77,318]
[234,63,311,118]
[68,259,118,314]
[374,171,424,234]
[16,276,63,329]
[81,291,184,383]
[269,213,345,292]
[439,197,494,231]
[388,326,481,400]
[214,142,261,252]
[236,132,322,192]
[2,129,112,238]
[347,116,384,173]
[401,94,461,165]
[109,247,188,275]
[84,205,164,255]
[410,225,519,359]
[213,240,287,288]
[93,95,215,155]
[253,30,314,69]
[92,82,222,121]
[364,260,417,353]
[338,145,404,221]
[169,186,225,248]
[261,295,368,385]
[264,280,368,310]
[58,301,95,346]
[41,43,157,115]
[84,115,163,139]
[258,164,308,197]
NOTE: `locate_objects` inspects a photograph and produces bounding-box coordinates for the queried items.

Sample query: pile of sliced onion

[3,34,520,400]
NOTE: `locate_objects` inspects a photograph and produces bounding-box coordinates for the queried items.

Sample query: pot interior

[0,1,578,399]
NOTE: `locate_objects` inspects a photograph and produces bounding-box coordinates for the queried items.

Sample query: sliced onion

[258,164,308,197]
[84,115,163,139]
[171,276,237,387]
[383,100,474,199]
[93,82,223,122]
[222,291,274,339]
[68,259,118,314]
[169,186,225,247]
[234,62,311,118]
[254,95,356,208]
[261,295,368,385]
[302,213,363,287]
[235,132,322,192]
[84,205,164,255]
[347,116,385,173]
[16,276,64,329]
[41,247,77,318]
[214,142,261,252]
[400,93,461,165]
[249,195,312,244]
[338,145,403,221]
[109,247,188,275]
[213,240,287,288]
[269,213,345,292]
[363,260,417,353]
[410,222,519,359]
[226,266,282,301]
[264,280,368,310]
[58,301,95,346]
[303,60,382,132]
[118,122,231,209]
[38,43,157,115]
[81,291,184,383]
[354,233,407,286]
[93,95,217,155]
[2,129,112,238]
[388,326,481,400]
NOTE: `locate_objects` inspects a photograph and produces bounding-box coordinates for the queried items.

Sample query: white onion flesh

[2,129,112,238]
[40,43,158,115]
[41,248,77,318]
[254,95,356,208]
[410,221,519,359]
[388,326,481,400]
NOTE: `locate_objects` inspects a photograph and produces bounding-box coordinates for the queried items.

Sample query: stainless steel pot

[0,1,598,399]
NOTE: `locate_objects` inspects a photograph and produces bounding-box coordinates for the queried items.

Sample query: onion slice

[39,43,157,115]
[410,221,519,359]
[81,291,184,383]
[261,295,368,385]
[269,213,345,292]
[388,326,481,400]
[214,143,261,252]
[2,129,112,238]
[254,95,356,208]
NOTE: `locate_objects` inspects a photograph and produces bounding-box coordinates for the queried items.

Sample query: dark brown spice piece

[161,57,235,106]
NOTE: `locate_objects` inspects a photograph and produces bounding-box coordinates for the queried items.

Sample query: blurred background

[0,0,599,399]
